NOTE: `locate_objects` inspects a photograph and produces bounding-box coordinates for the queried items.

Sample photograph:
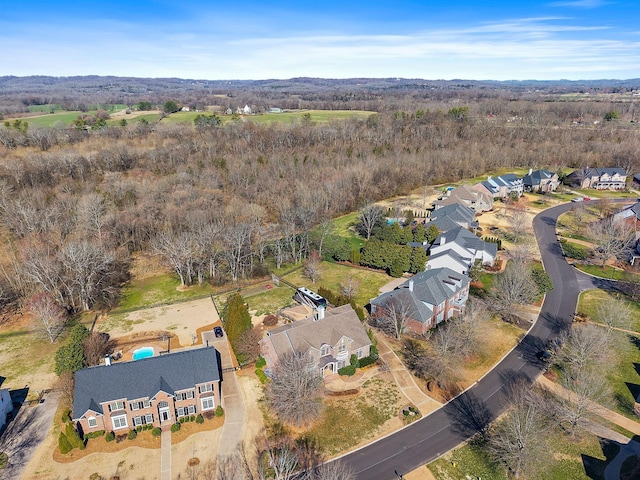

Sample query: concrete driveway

[202,330,245,458]
[0,392,60,480]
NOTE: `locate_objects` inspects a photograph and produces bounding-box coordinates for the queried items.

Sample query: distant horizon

[2,1,639,80]
[2,74,639,84]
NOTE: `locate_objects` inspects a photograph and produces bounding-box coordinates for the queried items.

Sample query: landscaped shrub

[179,417,185,423]
[136,425,142,432]
[85,430,105,439]
[531,263,554,296]
[61,409,71,423]
[127,429,137,440]
[350,354,358,368]
[196,414,204,424]
[255,356,266,368]
[0,452,8,469]
[105,431,115,442]
[369,344,379,360]
[190,415,195,422]
[338,365,356,376]
[262,315,278,327]
[65,422,85,450]
[58,432,73,454]
[215,406,224,417]
[358,356,377,368]
[256,368,268,384]
[171,423,181,433]
[151,427,162,437]
[350,300,366,321]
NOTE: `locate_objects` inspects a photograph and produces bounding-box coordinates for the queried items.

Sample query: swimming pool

[132,346,154,361]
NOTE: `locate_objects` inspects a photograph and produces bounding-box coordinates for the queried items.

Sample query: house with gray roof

[370,267,470,335]
[429,225,497,268]
[433,185,493,213]
[522,169,559,193]
[259,304,371,377]
[72,347,221,436]
[428,203,477,231]
[475,174,524,199]
[566,167,627,190]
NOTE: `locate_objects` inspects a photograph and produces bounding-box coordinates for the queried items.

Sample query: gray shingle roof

[433,225,492,255]
[523,169,555,187]
[430,203,475,226]
[265,304,371,358]
[72,346,221,419]
[371,267,469,325]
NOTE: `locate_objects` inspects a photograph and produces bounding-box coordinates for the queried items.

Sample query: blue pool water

[132,346,154,361]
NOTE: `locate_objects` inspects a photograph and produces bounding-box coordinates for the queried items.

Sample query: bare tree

[257,436,299,480]
[83,331,116,366]
[266,351,323,427]
[450,299,490,358]
[506,202,528,242]
[593,297,632,333]
[58,240,118,311]
[488,381,551,479]
[234,327,263,364]
[560,323,614,373]
[26,292,66,342]
[303,250,322,284]
[490,262,537,321]
[588,217,635,267]
[376,295,414,339]
[554,366,611,437]
[358,201,385,240]
[302,460,355,480]
[339,275,360,301]
[152,230,196,286]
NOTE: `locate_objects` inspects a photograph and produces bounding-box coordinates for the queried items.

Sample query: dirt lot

[98,297,220,348]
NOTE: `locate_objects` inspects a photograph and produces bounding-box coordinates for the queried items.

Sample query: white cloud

[1,16,638,80]
[549,0,611,7]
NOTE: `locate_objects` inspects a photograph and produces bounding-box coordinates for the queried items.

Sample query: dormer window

[321,345,330,357]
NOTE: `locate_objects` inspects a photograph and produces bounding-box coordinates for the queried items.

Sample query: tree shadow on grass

[582,435,640,480]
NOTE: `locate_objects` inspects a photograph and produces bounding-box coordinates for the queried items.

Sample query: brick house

[72,347,221,435]
[260,304,371,377]
[370,267,470,335]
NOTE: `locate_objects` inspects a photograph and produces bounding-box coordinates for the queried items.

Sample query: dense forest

[0,76,639,315]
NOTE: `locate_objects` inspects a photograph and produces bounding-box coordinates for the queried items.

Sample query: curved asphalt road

[341,199,631,480]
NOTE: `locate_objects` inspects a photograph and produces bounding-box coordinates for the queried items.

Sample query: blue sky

[1,0,638,80]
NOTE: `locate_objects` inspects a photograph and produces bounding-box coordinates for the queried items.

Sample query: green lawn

[322,212,365,250]
[429,428,618,480]
[578,289,640,332]
[575,264,640,282]
[160,109,375,126]
[578,290,640,419]
[112,274,214,314]
[561,241,592,260]
[283,261,392,307]
[20,111,87,127]
[573,189,637,199]
[243,285,296,315]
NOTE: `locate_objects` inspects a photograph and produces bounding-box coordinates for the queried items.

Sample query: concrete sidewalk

[536,375,640,436]
[375,333,443,415]
[160,430,171,480]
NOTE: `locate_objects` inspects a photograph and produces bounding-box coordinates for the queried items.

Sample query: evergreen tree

[409,248,428,274]
[222,293,252,345]
[426,224,440,243]
[413,224,427,243]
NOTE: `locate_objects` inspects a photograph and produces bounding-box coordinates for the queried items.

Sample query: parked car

[537,349,554,363]
[571,197,584,203]
[213,326,224,338]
